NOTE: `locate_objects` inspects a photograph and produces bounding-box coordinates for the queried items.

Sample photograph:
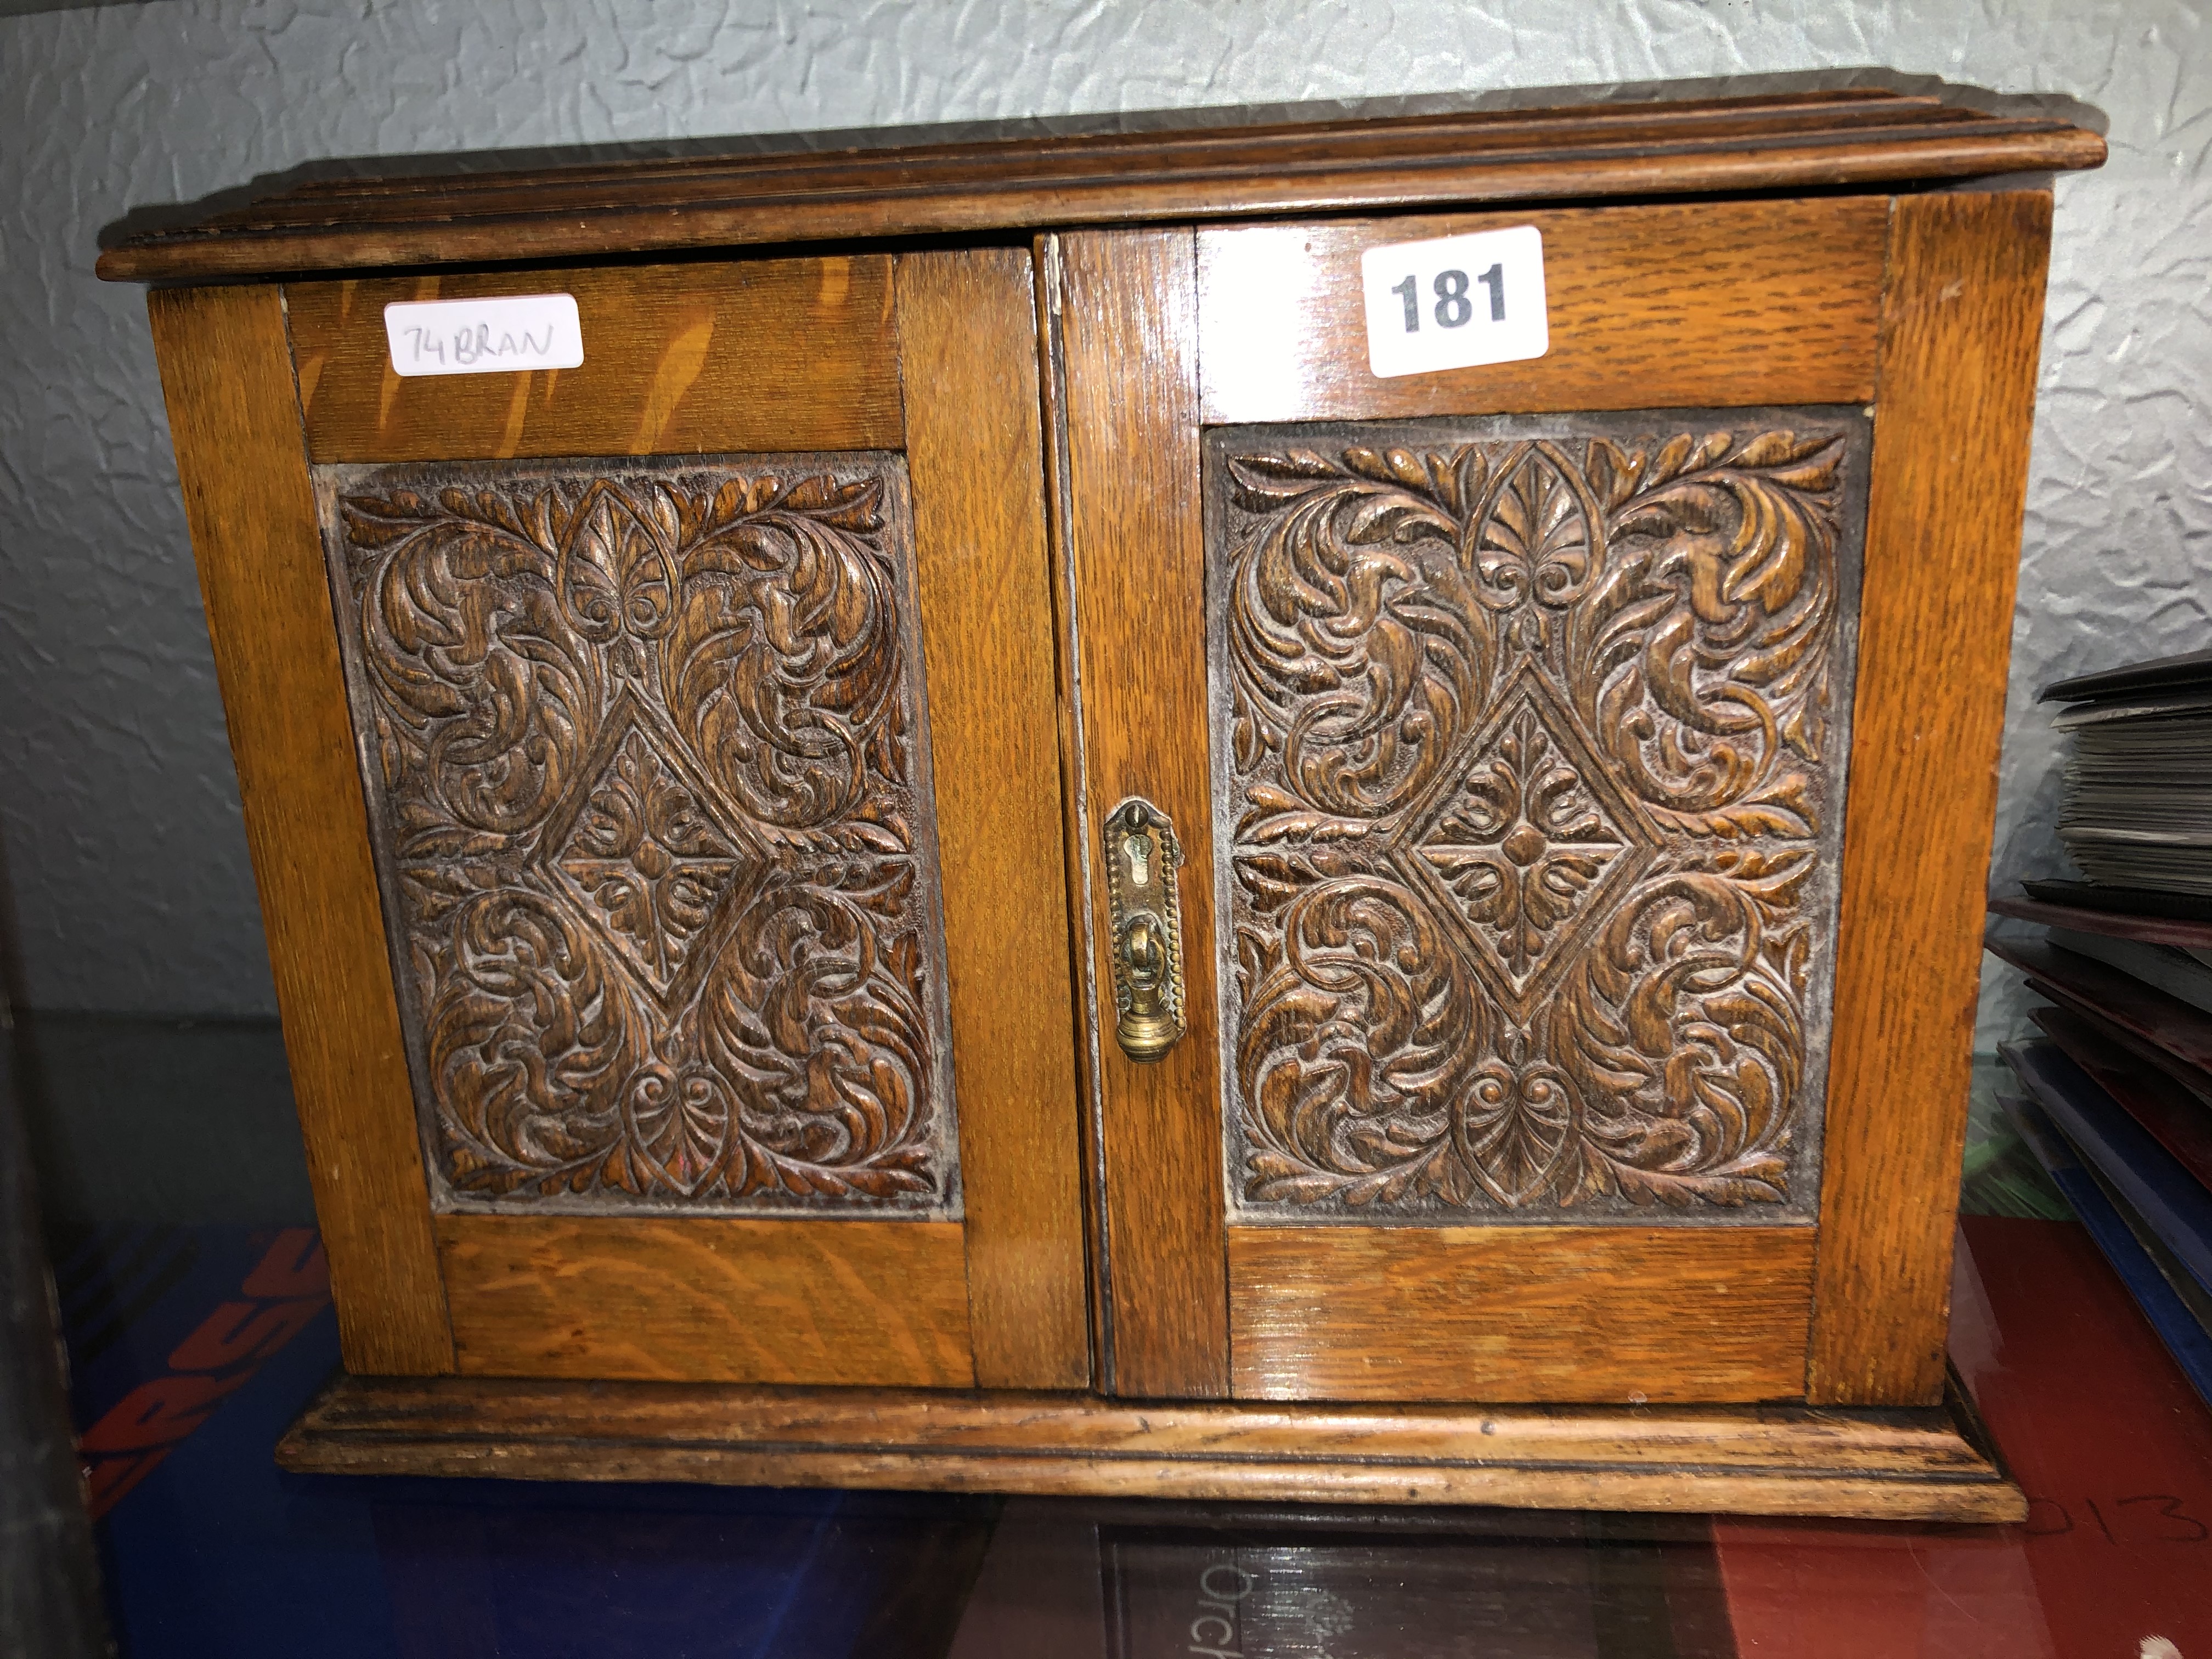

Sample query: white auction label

[1360,226,1548,379]
[382,294,584,377]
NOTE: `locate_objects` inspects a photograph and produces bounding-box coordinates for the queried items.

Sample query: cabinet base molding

[276,1370,2024,1522]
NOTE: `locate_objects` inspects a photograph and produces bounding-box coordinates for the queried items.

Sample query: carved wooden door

[249,249,1090,1390]
[1045,192,2048,1407]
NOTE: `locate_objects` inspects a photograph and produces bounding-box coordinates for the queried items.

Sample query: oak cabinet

[103,87,2104,1517]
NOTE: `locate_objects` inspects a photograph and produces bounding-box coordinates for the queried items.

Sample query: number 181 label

[1360,225,1548,379]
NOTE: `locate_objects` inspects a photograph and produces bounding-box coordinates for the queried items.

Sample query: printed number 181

[1389,263,1505,332]
[1361,226,1545,378]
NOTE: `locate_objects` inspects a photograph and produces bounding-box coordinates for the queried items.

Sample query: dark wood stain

[101,91,2101,283]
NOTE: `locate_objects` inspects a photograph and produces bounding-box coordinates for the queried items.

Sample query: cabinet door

[1045,194,2049,1406]
[153,249,1089,1390]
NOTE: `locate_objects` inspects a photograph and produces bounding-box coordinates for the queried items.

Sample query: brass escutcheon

[1103,797,1186,1063]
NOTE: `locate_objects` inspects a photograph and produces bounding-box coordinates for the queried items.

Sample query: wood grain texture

[896,247,1091,1391]
[99,91,2102,283]
[437,1215,974,1386]
[275,1368,2026,1522]
[287,259,900,462]
[146,285,452,1375]
[1053,228,1228,1398]
[1809,191,2055,1407]
[1199,198,1886,422]
[1034,235,1116,1387]
[1228,1227,1814,1403]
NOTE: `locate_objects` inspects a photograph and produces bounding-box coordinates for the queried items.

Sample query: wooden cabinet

[103,87,2104,1518]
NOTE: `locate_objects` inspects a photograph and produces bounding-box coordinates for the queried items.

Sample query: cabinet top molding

[97,88,2103,284]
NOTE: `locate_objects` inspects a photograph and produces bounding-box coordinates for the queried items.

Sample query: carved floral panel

[1208,413,1867,1221]
[317,455,958,1215]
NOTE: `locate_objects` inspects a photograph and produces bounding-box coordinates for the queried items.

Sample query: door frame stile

[1035,232,1120,1395]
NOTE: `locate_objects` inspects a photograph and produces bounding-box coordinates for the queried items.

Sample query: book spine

[2050,927,2212,1018]
[2003,1097,2212,1408]
[2002,1041,2212,1297]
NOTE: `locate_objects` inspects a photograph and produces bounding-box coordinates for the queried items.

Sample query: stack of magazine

[2051,646,2212,899]
[1989,648,2212,1407]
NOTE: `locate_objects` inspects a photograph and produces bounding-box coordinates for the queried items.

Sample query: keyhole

[1125,833,1151,888]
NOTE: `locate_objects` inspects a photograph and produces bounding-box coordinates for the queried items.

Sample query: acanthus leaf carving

[1214,416,1863,1218]
[322,455,956,1214]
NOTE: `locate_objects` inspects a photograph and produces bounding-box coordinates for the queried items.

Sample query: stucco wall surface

[0,1,2205,1046]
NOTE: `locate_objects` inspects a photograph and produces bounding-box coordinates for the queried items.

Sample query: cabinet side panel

[1810,191,2053,1405]
[1057,229,1231,1397]
[896,246,1092,1390]
[147,284,453,1374]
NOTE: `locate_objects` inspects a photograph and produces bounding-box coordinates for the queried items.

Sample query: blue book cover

[2002,1095,2212,1409]
[2001,1039,2212,1299]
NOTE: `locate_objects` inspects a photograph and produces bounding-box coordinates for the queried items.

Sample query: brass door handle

[1103,797,1186,1063]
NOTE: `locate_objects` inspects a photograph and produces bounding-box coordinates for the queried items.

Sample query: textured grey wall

[0,1,2205,1046]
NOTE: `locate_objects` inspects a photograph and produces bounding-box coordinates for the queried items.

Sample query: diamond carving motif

[542,703,757,1008]
[320,455,955,1212]
[1214,422,1861,1216]
[1393,668,1659,1014]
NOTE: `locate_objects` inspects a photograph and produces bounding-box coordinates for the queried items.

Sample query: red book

[1987,933,2212,1074]
[1991,891,2212,951]
[2033,1004,2212,1191]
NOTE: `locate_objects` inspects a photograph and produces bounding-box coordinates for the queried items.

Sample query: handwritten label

[383,294,583,377]
[1360,225,1548,379]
